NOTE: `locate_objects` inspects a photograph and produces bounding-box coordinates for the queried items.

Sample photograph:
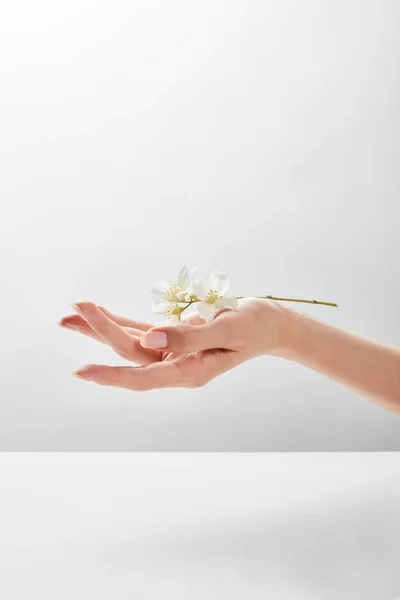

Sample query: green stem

[236,295,338,308]
[181,296,338,309]
[175,295,338,321]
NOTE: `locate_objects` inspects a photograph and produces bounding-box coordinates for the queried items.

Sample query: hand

[59,298,290,391]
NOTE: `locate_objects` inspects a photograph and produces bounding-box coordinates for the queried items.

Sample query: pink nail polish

[73,369,93,380]
[60,321,76,330]
[141,331,168,348]
[72,303,86,318]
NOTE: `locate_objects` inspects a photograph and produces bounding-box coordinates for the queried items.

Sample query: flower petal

[150,281,170,300]
[177,265,190,290]
[152,301,176,314]
[216,296,238,310]
[197,301,218,322]
[151,294,167,306]
[189,266,198,282]
[209,271,229,295]
[192,279,208,301]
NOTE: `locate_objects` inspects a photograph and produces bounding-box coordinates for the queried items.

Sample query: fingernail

[72,303,87,319]
[73,370,91,380]
[59,321,76,330]
[141,331,168,348]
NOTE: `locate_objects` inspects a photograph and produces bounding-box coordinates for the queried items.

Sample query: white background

[1,0,399,450]
[0,453,399,599]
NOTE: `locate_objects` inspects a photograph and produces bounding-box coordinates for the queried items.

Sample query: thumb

[140,319,235,353]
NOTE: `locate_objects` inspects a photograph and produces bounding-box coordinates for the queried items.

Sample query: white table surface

[0,453,399,600]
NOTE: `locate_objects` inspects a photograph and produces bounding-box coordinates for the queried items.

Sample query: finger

[59,314,143,343]
[73,348,240,390]
[73,361,183,391]
[59,314,104,343]
[97,306,153,331]
[72,302,161,364]
[140,311,240,353]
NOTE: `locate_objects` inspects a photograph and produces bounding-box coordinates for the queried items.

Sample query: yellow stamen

[166,284,181,298]
[206,289,219,303]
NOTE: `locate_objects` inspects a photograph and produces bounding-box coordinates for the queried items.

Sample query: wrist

[268,304,313,360]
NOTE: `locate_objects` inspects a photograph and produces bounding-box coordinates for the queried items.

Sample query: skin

[59,299,400,415]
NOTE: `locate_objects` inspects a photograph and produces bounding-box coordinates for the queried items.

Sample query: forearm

[277,308,400,414]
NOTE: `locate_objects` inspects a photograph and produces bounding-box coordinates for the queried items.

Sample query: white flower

[192,270,238,321]
[151,265,194,320]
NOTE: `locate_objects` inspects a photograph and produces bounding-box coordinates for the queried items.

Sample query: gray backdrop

[0,0,399,450]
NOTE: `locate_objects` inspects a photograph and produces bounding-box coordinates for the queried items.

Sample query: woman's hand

[59,299,290,391]
[60,299,400,412]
